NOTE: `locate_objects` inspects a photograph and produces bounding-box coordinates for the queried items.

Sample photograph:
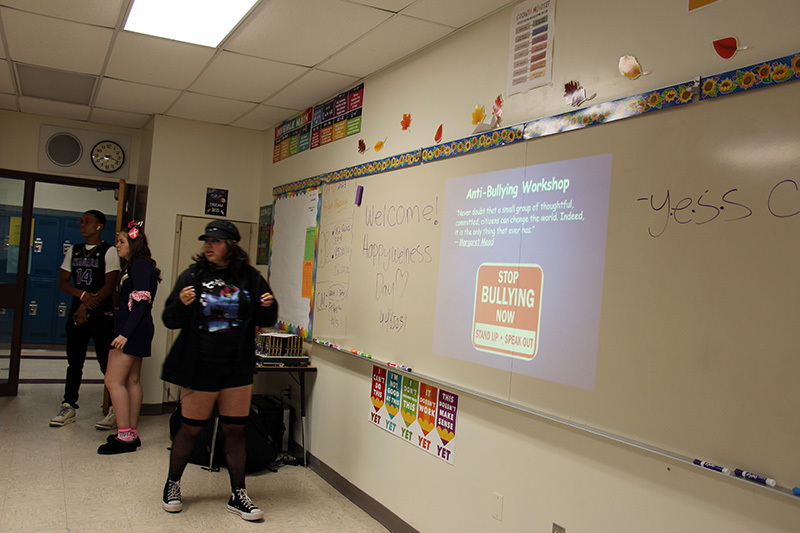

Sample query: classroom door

[0,175,32,396]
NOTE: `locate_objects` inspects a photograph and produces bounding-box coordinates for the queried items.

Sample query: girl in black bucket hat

[160,219,278,521]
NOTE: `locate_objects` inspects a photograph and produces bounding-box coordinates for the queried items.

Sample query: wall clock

[91,140,125,173]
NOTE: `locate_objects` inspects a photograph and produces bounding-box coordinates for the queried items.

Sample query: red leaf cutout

[400,113,412,131]
[713,37,738,60]
[434,124,443,143]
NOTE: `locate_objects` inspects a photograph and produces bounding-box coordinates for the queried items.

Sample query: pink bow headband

[127,220,143,240]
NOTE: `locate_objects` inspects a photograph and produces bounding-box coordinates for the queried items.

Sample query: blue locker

[29,216,61,278]
[0,307,14,343]
[23,278,57,343]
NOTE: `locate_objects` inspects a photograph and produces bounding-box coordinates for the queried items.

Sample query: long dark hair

[193,239,250,280]
[120,229,162,282]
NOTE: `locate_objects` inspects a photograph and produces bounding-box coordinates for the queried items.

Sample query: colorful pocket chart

[274,84,364,162]
[369,365,458,464]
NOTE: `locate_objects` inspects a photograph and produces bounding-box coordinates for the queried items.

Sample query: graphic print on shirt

[200,278,248,332]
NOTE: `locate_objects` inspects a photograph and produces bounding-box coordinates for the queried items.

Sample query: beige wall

[0,109,143,183]
[260,1,800,532]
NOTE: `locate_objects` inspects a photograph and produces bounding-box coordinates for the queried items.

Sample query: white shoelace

[166,480,181,502]
[234,488,258,511]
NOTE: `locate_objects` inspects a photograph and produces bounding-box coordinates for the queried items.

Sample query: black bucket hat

[198,220,240,242]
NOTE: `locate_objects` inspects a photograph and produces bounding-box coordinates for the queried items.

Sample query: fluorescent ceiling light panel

[124,0,257,47]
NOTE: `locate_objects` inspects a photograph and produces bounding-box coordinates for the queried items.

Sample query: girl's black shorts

[189,359,253,392]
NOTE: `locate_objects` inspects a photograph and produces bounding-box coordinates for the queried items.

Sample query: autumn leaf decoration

[434,124,443,144]
[374,138,387,152]
[564,80,595,107]
[400,113,412,131]
[357,139,367,153]
[492,95,503,123]
[712,37,748,60]
[471,105,485,125]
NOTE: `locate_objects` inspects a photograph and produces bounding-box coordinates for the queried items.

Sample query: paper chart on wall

[508,0,555,95]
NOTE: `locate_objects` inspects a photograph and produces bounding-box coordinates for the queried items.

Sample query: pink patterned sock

[117,427,135,442]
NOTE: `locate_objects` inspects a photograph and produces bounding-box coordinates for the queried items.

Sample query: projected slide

[432,154,612,390]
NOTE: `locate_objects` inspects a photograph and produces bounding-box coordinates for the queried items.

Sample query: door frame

[0,168,128,396]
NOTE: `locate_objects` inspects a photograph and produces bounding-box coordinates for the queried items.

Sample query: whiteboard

[310,80,800,487]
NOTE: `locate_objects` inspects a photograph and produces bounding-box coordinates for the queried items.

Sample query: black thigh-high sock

[219,415,248,490]
[168,416,207,481]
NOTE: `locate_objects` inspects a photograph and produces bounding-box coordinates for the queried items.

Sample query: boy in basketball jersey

[50,210,120,427]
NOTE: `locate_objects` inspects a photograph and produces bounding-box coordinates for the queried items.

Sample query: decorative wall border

[273,51,800,196]
[700,52,800,100]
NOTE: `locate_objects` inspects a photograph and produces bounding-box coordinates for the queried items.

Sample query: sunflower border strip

[273,50,799,197]
[523,80,697,141]
[420,124,527,163]
[700,52,800,100]
[325,149,422,184]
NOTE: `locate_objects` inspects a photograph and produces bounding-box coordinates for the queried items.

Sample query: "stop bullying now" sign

[472,263,543,359]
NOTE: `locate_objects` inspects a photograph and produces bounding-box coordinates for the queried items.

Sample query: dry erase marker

[693,459,730,475]
[734,468,776,487]
[793,487,800,496]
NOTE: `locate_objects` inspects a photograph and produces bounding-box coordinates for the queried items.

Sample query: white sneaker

[95,406,116,430]
[50,403,76,427]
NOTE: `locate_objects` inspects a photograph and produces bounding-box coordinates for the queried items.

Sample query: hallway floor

[0,382,388,532]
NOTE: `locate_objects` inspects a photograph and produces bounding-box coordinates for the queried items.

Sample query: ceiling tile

[348,0,416,11]
[231,104,300,131]
[190,51,308,103]
[402,0,514,28]
[0,0,124,27]
[1,8,113,74]
[0,59,14,93]
[19,96,90,121]
[319,15,453,77]
[105,32,215,89]
[95,78,181,115]
[90,107,152,129]
[225,0,392,66]
[167,92,258,125]
[0,92,16,110]
[265,70,359,110]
